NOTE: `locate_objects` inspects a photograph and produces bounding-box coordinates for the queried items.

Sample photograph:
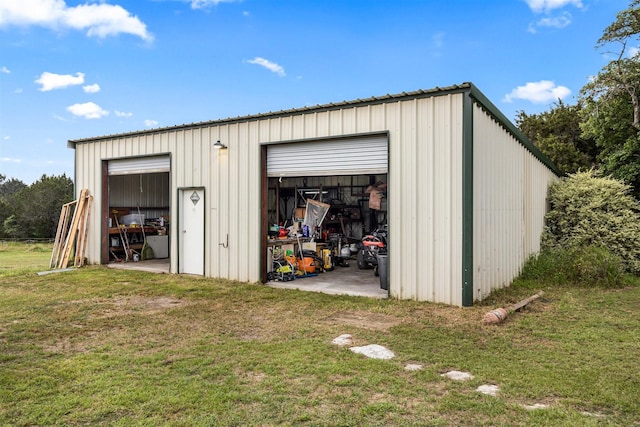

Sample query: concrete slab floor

[107,258,170,274]
[267,261,389,299]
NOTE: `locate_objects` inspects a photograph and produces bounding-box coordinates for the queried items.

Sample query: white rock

[441,370,474,381]
[476,384,499,396]
[331,334,353,346]
[404,363,423,371]
[522,403,549,410]
[580,411,604,418]
[349,344,395,360]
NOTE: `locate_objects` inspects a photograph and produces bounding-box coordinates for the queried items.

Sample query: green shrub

[542,170,640,273]
[519,245,626,288]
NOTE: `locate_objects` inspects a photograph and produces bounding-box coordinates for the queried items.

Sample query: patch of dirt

[98,296,188,318]
[322,310,402,331]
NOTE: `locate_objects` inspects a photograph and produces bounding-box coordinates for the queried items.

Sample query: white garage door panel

[267,134,388,177]
[108,156,170,175]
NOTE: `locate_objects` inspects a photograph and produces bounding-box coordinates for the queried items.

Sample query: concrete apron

[267,261,388,299]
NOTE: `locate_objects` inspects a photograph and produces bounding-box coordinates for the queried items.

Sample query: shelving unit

[108,226,157,260]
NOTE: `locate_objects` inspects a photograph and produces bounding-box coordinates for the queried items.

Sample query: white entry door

[179,188,205,275]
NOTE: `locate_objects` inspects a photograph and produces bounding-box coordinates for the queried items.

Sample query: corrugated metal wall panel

[389,94,464,306]
[472,104,556,301]
[109,173,170,207]
[74,91,464,305]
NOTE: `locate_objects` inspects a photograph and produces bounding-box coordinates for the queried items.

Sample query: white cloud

[83,83,100,93]
[144,119,158,127]
[526,0,581,32]
[35,71,84,91]
[629,46,639,58]
[115,110,133,117]
[190,0,238,9]
[536,12,572,29]
[3,136,10,140]
[525,0,583,13]
[13,88,22,94]
[67,101,109,119]
[246,57,286,77]
[503,80,571,103]
[0,0,153,41]
[0,157,22,163]
[1,66,10,74]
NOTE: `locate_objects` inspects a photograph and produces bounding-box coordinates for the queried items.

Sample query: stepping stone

[522,403,549,410]
[350,344,395,360]
[441,370,474,381]
[331,334,353,346]
[404,363,423,371]
[476,384,499,396]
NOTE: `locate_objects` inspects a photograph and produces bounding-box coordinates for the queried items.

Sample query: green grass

[1,249,639,426]
[0,241,53,274]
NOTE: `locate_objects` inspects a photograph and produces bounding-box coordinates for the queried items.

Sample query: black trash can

[377,254,389,290]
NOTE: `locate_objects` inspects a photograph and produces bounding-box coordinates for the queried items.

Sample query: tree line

[517,0,640,199]
[0,174,73,239]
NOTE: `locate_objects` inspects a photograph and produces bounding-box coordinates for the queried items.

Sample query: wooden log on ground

[483,291,545,325]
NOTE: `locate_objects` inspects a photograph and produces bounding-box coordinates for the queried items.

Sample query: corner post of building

[260,144,268,283]
[461,89,474,307]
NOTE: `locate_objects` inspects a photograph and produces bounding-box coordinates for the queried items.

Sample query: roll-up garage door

[267,134,388,177]
[108,155,170,175]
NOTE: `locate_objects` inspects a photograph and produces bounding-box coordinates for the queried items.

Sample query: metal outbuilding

[68,82,559,306]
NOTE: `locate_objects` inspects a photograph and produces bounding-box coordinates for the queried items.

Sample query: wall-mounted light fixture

[213,140,227,150]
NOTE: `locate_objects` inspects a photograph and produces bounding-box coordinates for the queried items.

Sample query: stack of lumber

[50,188,93,269]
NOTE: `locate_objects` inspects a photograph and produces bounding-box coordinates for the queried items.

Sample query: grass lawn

[1,245,639,426]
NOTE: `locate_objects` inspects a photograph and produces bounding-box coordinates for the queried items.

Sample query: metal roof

[67,83,472,145]
[65,81,560,176]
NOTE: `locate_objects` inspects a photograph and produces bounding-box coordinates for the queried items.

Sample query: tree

[516,101,598,174]
[6,174,74,238]
[0,174,27,197]
[0,174,27,238]
[580,0,640,196]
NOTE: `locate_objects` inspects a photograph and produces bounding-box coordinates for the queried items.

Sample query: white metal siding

[472,104,556,301]
[74,92,463,305]
[266,134,388,177]
[390,95,464,305]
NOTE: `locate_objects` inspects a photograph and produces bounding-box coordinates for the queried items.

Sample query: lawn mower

[356,225,387,276]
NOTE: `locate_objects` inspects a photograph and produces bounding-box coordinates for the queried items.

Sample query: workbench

[108,226,160,259]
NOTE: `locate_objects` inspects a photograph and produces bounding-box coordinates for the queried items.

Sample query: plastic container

[121,214,145,226]
[377,254,389,290]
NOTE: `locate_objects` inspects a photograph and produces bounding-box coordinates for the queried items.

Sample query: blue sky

[0,0,632,184]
